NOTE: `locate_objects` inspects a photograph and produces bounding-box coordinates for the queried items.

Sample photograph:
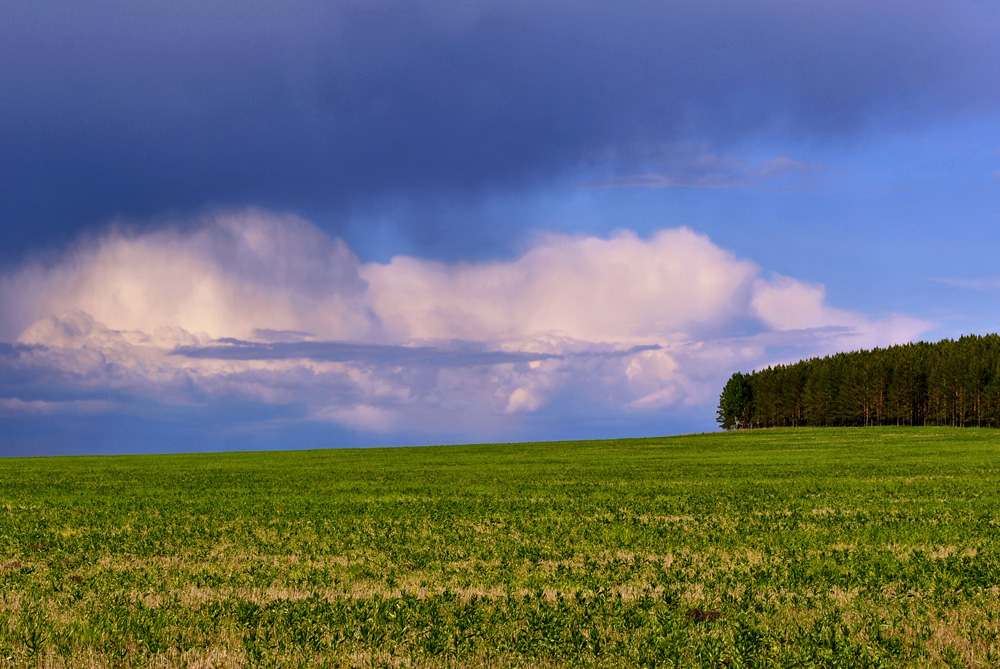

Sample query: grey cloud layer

[3,1,997,260]
[171,339,660,367]
[172,340,560,367]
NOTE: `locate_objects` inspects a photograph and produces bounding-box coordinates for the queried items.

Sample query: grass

[1,427,1000,667]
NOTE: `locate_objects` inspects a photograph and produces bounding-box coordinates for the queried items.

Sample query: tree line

[717,334,1000,430]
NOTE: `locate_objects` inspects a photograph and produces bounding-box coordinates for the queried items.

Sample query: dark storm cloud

[3,1,997,259]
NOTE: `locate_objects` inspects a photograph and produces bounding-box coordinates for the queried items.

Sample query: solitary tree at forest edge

[718,371,754,430]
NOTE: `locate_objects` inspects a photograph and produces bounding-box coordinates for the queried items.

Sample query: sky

[2,1,999,456]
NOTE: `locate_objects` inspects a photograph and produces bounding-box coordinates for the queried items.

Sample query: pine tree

[717,372,754,430]
[718,334,1000,430]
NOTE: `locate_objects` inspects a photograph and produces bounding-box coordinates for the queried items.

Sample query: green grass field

[2,427,1000,667]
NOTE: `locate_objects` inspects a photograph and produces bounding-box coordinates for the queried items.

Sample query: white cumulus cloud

[0,210,375,343]
[0,210,931,439]
[363,228,757,342]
